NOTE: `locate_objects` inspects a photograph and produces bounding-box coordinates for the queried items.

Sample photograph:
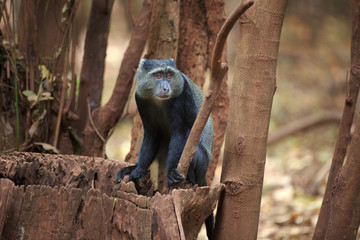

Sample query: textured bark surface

[313,0,360,238]
[0,152,222,240]
[325,108,360,239]
[214,0,287,239]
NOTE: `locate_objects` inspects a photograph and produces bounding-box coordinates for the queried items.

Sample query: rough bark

[313,0,360,238]
[0,152,223,240]
[82,0,152,157]
[325,108,360,239]
[213,0,287,239]
[177,0,208,87]
[75,0,114,135]
[146,0,179,60]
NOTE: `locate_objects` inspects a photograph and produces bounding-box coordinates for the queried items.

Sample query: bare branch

[127,0,136,26]
[176,0,254,182]
[268,110,342,145]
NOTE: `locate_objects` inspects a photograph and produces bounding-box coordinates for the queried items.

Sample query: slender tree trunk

[214,0,287,239]
[325,108,360,239]
[75,0,114,135]
[313,0,360,238]
[82,0,152,157]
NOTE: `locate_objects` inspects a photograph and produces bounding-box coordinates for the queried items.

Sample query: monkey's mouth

[155,94,171,100]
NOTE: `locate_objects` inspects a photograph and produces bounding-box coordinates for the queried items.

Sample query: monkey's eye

[166,73,173,79]
[154,72,163,79]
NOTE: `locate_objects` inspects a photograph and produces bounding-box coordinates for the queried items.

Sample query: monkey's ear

[139,59,152,71]
[168,58,176,67]
[139,59,147,68]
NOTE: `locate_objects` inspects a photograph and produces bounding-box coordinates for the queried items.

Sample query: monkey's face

[136,59,184,100]
[152,70,173,99]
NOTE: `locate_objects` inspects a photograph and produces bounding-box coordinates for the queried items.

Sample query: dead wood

[0,152,223,239]
[176,0,254,182]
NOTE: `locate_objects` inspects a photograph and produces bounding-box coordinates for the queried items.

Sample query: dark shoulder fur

[171,78,199,131]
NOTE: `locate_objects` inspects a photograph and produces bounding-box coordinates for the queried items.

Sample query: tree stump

[0,152,223,239]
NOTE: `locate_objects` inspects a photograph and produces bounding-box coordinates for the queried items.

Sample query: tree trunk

[75,0,114,135]
[81,0,152,157]
[214,0,287,239]
[325,107,360,239]
[313,0,360,238]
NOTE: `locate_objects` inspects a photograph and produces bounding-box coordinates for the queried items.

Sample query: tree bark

[82,0,152,157]
[75,0,114,135]
[325,107,360,239]
[0,152,222,240]
[313,0,360,238]
[213,0,287,239]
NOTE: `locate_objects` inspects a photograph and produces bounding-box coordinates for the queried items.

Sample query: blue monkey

[116,58,214,239]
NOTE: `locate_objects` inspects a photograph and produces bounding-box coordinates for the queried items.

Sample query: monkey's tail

[205,213,214,240]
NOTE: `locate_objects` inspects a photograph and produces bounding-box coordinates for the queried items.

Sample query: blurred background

[73,0,353,239]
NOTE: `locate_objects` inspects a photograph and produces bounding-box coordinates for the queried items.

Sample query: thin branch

[53,1,79,147]
[87,98,106,143]
[127,0,136,26]
[176,0,254,182]
[268,110,342,145]
[63,18,77,115]
[53,41,69,148]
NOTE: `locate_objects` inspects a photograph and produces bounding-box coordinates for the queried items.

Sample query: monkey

[116,58,214,239]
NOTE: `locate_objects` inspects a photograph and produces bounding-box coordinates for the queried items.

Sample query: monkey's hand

[167,168,185,186]
[116,165,137,183]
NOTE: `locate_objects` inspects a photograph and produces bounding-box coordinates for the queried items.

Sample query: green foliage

[23,65,54,140]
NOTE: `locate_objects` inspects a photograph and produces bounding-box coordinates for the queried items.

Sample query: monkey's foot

[167,168,185,186]
[116,165,137,183]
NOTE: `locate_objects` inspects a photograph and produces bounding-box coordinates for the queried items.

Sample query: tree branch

[176,0,254,182]
[268,110,342,145]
